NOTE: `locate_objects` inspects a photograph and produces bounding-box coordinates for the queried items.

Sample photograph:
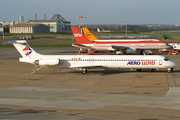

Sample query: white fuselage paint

[19,54,177,70]
[4,40,178,73]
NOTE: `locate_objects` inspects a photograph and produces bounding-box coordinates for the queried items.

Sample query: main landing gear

[136,69,156,72]
[82,69,87,74]
[136,69,142,72]
[136,68,174,72]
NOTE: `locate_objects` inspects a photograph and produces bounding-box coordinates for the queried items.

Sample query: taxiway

[0,48,180,120]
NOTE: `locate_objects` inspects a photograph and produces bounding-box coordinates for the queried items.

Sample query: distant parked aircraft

[72,27,172,55]
[97,28,111,32]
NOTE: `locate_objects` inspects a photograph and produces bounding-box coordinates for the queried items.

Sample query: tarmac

[1,48,180,120]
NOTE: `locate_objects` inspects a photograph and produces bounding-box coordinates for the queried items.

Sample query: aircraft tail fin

[82,27,99,41]
[4,40,41,58]
[97,28,101,32]
[71,27,92,44]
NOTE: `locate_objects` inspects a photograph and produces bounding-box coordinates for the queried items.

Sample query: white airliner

[4,40,177,74]
[97,28,111,32]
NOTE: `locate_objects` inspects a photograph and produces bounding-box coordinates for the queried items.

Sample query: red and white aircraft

[71,27,172,54]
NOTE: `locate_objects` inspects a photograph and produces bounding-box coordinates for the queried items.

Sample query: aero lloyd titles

[127,61,155,65]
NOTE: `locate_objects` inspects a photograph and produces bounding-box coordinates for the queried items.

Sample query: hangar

[28,14,71,32]
[0,23,3,33]
[8,14,71,33]
[9,24,49,33]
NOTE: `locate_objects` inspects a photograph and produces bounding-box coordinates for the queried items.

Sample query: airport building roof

[28,14,70,23]
[9,23,44,27]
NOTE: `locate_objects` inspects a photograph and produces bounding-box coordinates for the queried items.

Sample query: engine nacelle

[35,59,60,66]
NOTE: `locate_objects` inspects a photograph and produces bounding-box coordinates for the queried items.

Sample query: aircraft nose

[172,61,178,68]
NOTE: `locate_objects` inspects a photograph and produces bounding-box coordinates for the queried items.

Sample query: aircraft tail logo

[82,27,98,41]
[74,34,82,37]
[22,46,32,56]
[71,27,92,44]
[85,32,92,38]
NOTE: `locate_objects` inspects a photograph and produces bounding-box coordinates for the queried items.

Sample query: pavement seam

[93,76,105,86]
[130,73,137,87]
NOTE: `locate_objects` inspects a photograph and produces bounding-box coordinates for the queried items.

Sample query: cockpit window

[164,57,169,61]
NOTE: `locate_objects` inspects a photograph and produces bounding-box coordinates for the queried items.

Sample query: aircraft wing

[72,43,95,49]
[70,64,103,69]
[112,45,129,51]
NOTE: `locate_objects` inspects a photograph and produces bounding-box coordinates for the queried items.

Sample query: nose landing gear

[168,68,174,73]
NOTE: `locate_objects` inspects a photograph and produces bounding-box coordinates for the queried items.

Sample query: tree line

[85,24,180,33]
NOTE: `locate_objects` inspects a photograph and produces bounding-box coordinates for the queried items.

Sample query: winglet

[82,27,99,41]
[71,27,92,44]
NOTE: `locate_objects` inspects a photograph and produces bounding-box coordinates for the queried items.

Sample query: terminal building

[8,14,71,33]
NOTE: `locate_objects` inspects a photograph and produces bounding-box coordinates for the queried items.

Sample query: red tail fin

[71,27,91,44]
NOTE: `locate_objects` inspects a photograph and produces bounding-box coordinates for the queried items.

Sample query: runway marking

[84,101,101,103]
[1,95,180,105]
[51,99,79,102]
[30,98,47,101]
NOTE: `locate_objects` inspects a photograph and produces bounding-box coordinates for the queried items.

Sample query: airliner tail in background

[82,27,98,41]
[71,27,91,44]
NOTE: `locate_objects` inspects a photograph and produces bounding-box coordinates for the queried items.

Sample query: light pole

[3,23,4,39]
[125,22,127,37]
[77,16,86,32]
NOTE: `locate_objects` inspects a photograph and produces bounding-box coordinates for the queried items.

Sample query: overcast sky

[1,0,180,25]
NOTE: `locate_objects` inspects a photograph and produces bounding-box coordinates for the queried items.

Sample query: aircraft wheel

[168,68,173,73]
[136,69,141,72]
[82,69,87,74]
[151,69,155,72]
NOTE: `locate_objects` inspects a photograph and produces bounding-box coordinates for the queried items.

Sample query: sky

[1,0,180,25]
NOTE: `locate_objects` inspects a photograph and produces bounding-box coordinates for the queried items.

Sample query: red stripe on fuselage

[87,41,167,44]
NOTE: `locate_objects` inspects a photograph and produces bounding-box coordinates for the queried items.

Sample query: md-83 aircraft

[72,27,171,55]
[4,40,177,74]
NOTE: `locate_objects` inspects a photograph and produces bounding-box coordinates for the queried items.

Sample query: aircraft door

[88,58,94,63]
[159,59,162,65]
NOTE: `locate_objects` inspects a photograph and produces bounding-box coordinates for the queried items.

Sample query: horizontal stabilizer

[4,40,27,45]
[4,40,40,58]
